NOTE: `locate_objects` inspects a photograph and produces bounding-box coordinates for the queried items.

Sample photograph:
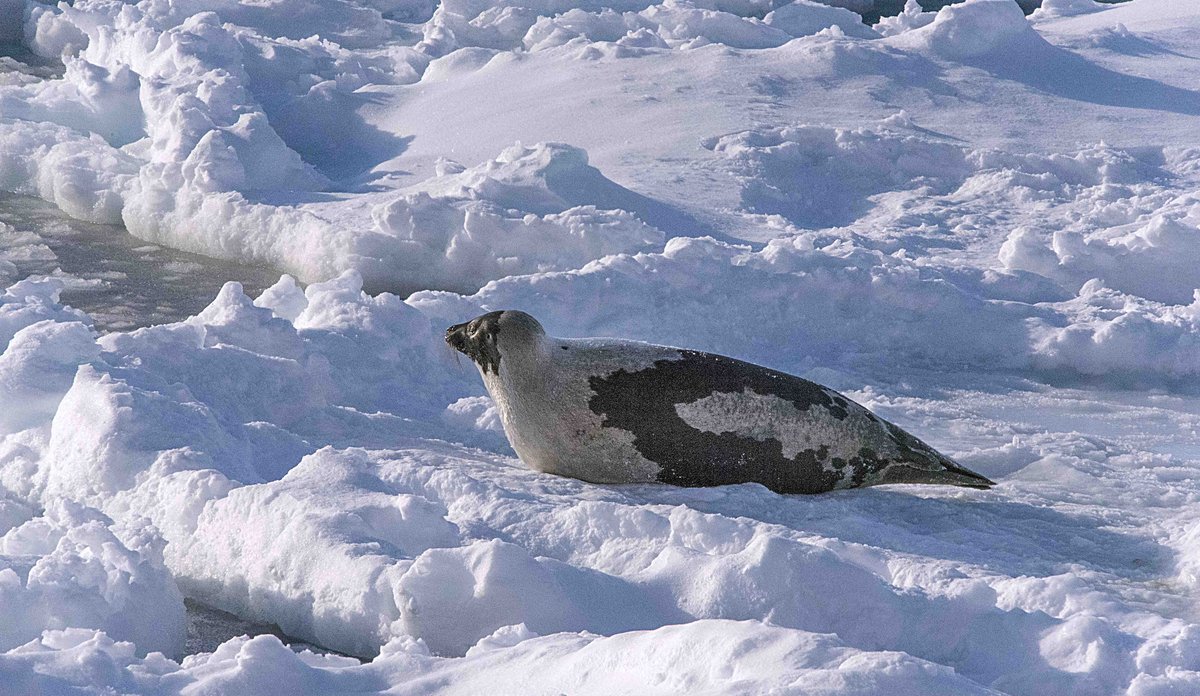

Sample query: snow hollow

[2,0,1200,694]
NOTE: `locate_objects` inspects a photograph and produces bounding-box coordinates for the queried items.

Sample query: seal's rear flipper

[878,461,995,489]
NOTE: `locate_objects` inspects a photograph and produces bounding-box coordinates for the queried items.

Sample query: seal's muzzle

[445,323,468,352]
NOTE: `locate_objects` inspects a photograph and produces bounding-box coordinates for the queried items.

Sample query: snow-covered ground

[3,0,1200,693]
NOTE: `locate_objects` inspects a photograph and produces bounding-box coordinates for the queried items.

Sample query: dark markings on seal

[588,350,991,494]
[446,311,504,375]
[445,310,995,494]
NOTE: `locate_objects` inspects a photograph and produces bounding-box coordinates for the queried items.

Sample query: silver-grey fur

[445,310,994,494]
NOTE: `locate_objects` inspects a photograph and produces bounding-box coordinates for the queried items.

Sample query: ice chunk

[890,0,1040,59]
[0,501,184,658]
[766,1,880,40]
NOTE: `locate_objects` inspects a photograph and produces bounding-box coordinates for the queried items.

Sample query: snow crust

[3,0,1200,693]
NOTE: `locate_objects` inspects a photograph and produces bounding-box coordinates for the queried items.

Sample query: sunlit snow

[2,0,1199,694]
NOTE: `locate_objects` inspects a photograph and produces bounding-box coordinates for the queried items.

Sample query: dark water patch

[185,599,353,658]
[0,193,282,331]
[0,44,64,80]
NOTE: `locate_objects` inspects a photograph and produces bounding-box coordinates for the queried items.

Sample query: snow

[0,499,185,658]
[0,621,1002,695]
[891,0,1037,58]
[0,265,1198,692]
[2,0,1200,693]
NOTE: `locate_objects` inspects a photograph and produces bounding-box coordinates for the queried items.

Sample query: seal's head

[445,310,545,375]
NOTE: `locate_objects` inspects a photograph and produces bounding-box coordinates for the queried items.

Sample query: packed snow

[2,0,1200,693]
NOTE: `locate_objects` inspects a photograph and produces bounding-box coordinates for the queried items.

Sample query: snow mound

[1001,205,1200,306]
[3,38,667,294]
[890,0,1041,59]
[0,277,89,353]
[1031,0,1108,21]
[0,500,184,658]
[765,1,880,40]
[872,0,935,37]
[0,417,1149,692]
[0,120,137,224]
[1030,280,1200,382]
[415,233,1032,373]
[0,319,98,434]
[420,0,866,56]
[372,143,665,293]
[0,620,996,695]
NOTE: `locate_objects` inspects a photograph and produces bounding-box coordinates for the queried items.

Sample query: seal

[445,310,994,494]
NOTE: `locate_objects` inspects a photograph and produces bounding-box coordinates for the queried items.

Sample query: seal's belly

[489,376,660,484]
[513,408,661,484]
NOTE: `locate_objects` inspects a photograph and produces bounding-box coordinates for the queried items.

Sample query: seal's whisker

[442,333,466,371]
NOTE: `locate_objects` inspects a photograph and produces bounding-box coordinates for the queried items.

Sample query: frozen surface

[2,0,1200,693]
